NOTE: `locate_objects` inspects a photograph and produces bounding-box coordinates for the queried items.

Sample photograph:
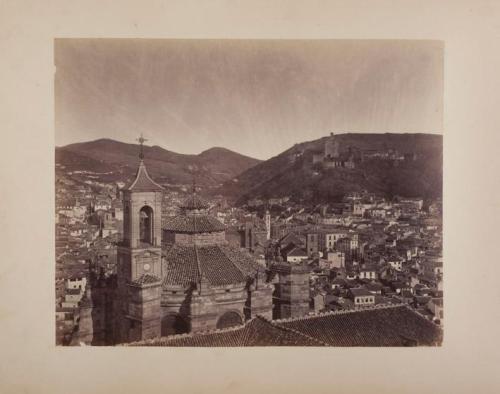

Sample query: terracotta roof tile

[127,305,442,347]
[127,316,325,347]
[131,273,162,286]
[126,161,164,192]
[179,194,209,210]
[277,305,442,346]
[163,215,226,233]
[163,245,199,287]
[163,244,260,287]
[197,245,246,285]
[218,245,261,277]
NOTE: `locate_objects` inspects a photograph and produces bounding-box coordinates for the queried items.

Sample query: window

[139,206,154,245]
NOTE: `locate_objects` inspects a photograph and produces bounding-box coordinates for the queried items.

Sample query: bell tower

[265,209,271,240]
[116,135,164,344]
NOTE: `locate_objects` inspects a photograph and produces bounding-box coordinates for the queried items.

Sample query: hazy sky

[55,39,443,160]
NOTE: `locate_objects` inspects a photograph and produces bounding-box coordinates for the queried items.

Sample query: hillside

[55,139,260,187]
[219,133,442,204]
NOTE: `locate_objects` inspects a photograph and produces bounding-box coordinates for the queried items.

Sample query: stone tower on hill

[312,133,356,169]
[325,132,340,159]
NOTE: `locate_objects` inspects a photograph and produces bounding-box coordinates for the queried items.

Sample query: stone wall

[72,303,93,345]
[127,282,162,342]
[248,285,274,320]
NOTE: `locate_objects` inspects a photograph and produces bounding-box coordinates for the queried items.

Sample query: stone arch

[139,205,154,245]
[216,310,244,330]
[161,314,189,336]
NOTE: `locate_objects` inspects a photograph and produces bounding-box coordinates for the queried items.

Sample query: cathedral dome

[179,193,210,211]
[164,189,225,235]
[163,214,226,234]
[162,188,262,290]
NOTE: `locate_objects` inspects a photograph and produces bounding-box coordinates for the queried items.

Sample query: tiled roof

[130,273,161,286]
[126,161,164,192]
[163,244,260,287]
[127,305,442,347]
[350,288,373,297]
[218,245,262,277]
[279,232,304,247]
[163,214,226,233]
[127,316,326,347]
[277,305,442,346]
[285,246,308,257]
[414,295,431,305]
[365,283,383,291]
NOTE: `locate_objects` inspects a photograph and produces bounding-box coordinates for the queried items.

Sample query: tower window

[139,206,154,245]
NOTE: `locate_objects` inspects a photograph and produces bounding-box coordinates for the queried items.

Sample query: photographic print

[54,39,443,347]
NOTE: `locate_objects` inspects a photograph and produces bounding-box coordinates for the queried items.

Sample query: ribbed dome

[163,214,226,233]
[179,193,209,210]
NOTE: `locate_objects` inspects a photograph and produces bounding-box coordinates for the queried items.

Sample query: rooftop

[276,304,442,346]
[163,214,226,234]
[127,316,325,347]
[163,243,260,288]
[130,273,162,287]
[179,193,210,210]
[125,160,164,192]
[350,288,373,297]
[126,305,442,347]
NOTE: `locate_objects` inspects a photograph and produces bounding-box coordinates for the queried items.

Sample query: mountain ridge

[55,138,261,187]
[218,133,442,204]
[56,133,442,204]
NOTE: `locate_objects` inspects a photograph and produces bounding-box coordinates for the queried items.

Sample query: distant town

[55,133,443,346]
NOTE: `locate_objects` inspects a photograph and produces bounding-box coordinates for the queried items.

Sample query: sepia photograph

[4,0,500,392]
[55,39,443,347]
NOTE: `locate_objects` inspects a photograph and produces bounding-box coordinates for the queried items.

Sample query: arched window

[139,206,154,245]
[216,311,243,330]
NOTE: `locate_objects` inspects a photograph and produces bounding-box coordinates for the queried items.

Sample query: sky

[55,39,443,160]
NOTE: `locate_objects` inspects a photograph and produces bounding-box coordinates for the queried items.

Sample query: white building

[388,259,403,271]
[66,277,87,291]
[326,251,345,268]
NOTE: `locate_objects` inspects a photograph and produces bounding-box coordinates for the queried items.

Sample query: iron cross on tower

[189,165,198,194]
[136,134,148,160]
